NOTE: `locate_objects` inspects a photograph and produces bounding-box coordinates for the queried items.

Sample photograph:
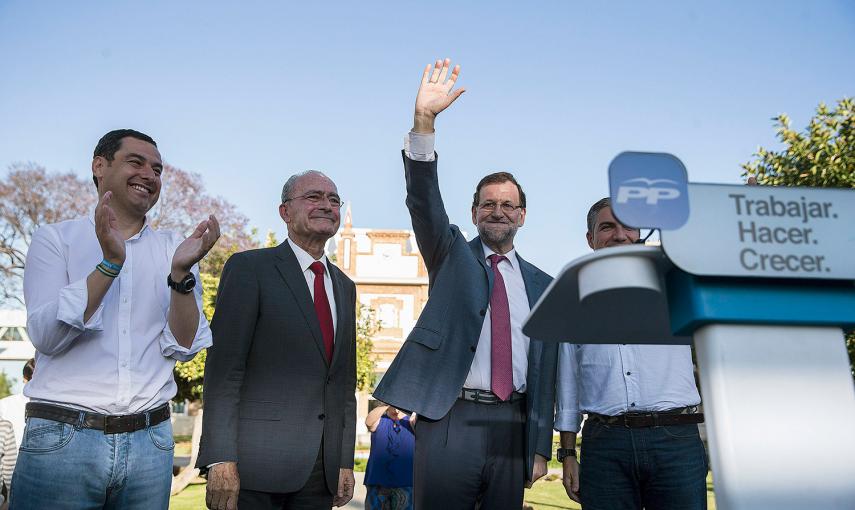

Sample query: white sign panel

[661,183,855,279]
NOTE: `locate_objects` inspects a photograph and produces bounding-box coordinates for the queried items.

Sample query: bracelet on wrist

[95,263,119,278]
[100,259,123,272]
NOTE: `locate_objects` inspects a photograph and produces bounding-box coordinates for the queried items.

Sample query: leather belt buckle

[104,414,135,434]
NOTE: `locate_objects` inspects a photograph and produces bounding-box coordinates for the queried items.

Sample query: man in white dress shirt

[13,129,219,510]
[555,198,708,510]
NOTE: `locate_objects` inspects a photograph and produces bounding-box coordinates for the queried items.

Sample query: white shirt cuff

[57,278,104,331]
[404,131,436,161]
[160,284,213,361]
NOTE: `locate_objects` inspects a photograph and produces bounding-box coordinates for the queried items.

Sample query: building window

[0,327,26,342]
[344,239,351,270]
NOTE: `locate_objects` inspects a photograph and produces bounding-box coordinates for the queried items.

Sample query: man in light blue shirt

[555,198,707,510]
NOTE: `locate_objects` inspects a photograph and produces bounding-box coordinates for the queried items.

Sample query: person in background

[0,418,17,509]
[364,405,416,510]
[555,197,707,510]
[0,358,34,448]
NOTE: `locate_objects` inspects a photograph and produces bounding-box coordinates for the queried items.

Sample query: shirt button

[630,402,636,407]
[626,371,632,376]
[122,329,127,335]
[318,414,325,420]
[122,297,127,304]
[470,346,476,352]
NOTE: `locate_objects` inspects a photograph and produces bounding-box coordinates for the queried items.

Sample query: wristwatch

[167,272,196,294]
[557,447,577,463]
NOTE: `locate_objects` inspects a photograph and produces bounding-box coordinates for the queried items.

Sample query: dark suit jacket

[196,241,357,494]
[373,153,558,481]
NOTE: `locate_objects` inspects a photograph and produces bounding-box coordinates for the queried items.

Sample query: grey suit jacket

[196,241,357,494]
[373,153,558,480]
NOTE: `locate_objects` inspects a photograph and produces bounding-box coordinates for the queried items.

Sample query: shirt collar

[288,238,330,274]
[481,242,518,271]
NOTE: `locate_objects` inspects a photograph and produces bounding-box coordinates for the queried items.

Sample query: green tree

[742,97,855,377]
[0,371,14,399]
[356,304,381,392]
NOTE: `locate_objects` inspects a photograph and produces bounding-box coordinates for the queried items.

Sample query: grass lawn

[169,482,206,510]
[524,474,717,510]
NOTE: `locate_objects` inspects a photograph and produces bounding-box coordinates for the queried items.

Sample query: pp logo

[608,152,690,230]
[617,178,681,205]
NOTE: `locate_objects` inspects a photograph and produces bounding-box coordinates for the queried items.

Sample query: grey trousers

[413,398,526,510]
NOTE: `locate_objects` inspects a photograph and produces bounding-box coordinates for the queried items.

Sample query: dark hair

[471,172,526,209]
[92,129,157,189]
[23,357,35,381]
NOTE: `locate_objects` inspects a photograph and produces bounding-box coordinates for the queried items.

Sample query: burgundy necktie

[488,254,513,401]
[309,261,335,363]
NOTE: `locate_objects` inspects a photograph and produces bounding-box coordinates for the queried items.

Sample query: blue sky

[1,1,853,276]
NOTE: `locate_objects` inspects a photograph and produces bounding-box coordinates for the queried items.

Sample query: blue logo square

[608,152,690,230]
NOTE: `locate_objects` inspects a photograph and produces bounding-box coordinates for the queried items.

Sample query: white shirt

[0,392,28,447]
[463,246,531,392]
[555,343,702,432]
[287,238,338,335]
[405,132,531,393]
[23,215,211,414]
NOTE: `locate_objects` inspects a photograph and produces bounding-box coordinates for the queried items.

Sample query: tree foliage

[742,97,854,188]
[356,304,381,392]
[0,163,96,304]
[0,371,15,399]
[742,97,855,377]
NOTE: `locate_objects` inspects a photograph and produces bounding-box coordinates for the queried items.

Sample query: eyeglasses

[283,191,343,209]
[477,201,523,214]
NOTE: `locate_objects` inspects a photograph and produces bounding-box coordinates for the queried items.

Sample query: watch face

[181,273,196,292]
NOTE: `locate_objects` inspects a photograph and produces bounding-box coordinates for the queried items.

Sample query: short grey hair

[587,197,612,234]
[281,170,331,204]
[586,197,640,234]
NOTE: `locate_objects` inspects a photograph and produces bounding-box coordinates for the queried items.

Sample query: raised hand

[171,215,221,274]
[413,58,465,133]
[94,191,126,265]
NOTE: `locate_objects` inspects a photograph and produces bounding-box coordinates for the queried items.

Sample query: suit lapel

[329,265,348,369]
[517,252,546,377]
[468,236,494,291]
[274,242,329,365]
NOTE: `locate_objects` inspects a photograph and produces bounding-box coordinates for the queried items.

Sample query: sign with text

[660,183,855,279]
[609,152,690,230]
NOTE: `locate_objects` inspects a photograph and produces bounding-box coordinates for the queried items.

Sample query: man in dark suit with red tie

[197,171,357,510]
[374,59,558,510]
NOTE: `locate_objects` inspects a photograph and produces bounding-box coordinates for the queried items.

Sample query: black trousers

[238,446,333,510]
[413,398,526,510]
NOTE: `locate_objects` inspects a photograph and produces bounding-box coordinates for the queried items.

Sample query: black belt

[587,407,704,428]
[25,402,171,434]
[459,388,525,404]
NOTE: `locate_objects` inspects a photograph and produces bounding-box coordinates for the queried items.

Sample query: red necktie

[488,254,513,401]
[309,261,334,363]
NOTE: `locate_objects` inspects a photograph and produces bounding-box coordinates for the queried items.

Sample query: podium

[523,243,855,509]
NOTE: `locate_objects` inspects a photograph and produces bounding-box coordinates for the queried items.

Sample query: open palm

[415,58,465,119]
[172,215,221,273]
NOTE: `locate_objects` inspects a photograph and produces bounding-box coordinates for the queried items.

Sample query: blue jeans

[9,416,174,510]
[580,420,708,510]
